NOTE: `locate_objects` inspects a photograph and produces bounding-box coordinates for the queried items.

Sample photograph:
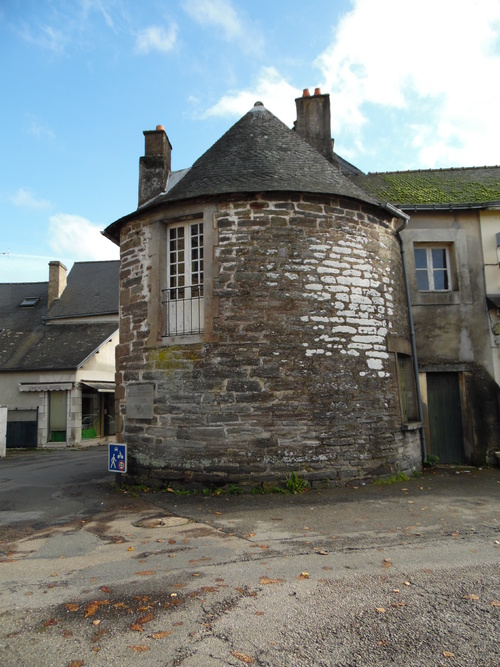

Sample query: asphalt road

[0,447,499,666]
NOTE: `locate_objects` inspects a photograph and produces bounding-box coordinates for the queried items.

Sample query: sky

[1,0,500,283]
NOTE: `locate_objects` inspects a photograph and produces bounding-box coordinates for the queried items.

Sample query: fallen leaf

[255,611,265,616]
[463,594,479,600]
[151,631,172,639]
[68,661,84,667]
[113,602,128,609]
[85,601,109,618]
[443,651,455,658]
[383,558,392,568]
[137,613,154,625]
[43,618,58,627]
[129,624,144,632]
[317,550,329,555]
[127,547,134,551]
[491,600,500,607]
[128,645,149,652]
[168,539,176,545]
[100,586,112,594]
[214,511,222,515]
[403,581,411,586]
[298,572,310,579]
[259,577,283,585]
[92,620,101,626]
[135,570,156,576]
[192,573,201,577]
[51,572,58,577]
[231,650,254,664]
[65,604,79,612]
[376,608,386,613]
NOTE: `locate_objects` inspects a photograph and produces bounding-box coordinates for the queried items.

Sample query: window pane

[416,270,429,291]
[414,248,427,269]
[431,248,447,269]
[433,269,449,290]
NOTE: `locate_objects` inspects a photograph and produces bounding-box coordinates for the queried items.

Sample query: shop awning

[81,381,116,393]
[19,382,73,392]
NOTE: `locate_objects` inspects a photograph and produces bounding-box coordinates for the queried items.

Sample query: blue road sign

[108,444,127,473]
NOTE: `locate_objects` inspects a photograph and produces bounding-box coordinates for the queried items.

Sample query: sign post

[108,444,127,474]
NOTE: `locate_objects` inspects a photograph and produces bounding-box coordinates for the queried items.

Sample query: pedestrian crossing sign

[108,444,127,473]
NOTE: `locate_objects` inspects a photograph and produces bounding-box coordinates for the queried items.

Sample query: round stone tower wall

[116,193,422,488]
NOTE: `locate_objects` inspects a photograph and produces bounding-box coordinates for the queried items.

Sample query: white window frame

[414,245,452,292]
[163,220,204,337]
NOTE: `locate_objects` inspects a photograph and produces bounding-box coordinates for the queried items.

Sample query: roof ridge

[367,165,500,176]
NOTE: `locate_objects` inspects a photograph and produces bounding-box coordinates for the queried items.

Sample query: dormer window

[20,297,40,307]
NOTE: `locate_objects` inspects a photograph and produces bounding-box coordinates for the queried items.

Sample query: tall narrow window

[163,221,204,336]
[414,246,451,291]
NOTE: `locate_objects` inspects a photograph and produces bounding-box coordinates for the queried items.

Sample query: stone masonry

[115,192,421,488]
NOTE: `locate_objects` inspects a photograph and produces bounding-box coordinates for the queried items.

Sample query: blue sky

[1,0,500,282]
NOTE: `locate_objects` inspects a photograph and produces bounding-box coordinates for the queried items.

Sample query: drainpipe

[385,202,428,464]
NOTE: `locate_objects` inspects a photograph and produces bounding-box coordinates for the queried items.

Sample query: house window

[162,220,204,336]
[414,246,451,291]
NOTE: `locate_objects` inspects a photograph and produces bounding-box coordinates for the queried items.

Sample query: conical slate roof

[157,103,380,207]
[104,103,384,243]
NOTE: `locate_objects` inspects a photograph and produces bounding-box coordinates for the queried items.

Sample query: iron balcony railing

[161,284,204,337]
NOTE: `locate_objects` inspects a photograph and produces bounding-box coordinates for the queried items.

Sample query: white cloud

[26,121,55,140]
[135,23,178,54]
[315,0,500,167]
[19,23,69,53]
[203,67,301,126]
[49,214,119,261]
[182,0,263,52]
[11,188,51,210]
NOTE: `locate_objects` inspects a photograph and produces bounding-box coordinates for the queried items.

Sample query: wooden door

[427,373,465,464]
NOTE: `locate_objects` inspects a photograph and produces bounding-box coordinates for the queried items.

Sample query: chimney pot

[302,88,310,97]
[138,127,172,207]
[294,90,335,165]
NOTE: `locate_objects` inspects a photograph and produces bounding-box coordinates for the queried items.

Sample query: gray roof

[0,322,117,371]
[0,282,48,368]
[105,103,381,241]
[47,260,119,320]
[0,262,119,372]
[160,104,379,205]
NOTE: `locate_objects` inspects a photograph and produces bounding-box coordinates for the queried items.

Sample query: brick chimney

[295,88,336,165]
[48,261,67,308]
[138,125,172,207]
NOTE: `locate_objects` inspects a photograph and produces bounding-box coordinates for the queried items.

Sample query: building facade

[105,93,423,488]
[0,260,119,450]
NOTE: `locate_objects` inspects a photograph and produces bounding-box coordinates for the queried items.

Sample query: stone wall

[116,193,422,487]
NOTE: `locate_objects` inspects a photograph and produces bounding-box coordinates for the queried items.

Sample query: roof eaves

[76,327,119,369]
[399,200,500,212]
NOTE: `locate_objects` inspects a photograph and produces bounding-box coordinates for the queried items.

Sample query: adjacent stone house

[0,260,119,449]
[351,168,500,466]
[104,91,423,488]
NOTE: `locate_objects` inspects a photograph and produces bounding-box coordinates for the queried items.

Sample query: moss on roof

[350,166,500,207]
